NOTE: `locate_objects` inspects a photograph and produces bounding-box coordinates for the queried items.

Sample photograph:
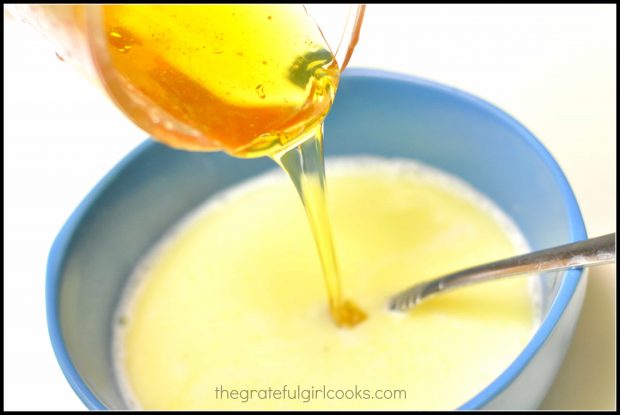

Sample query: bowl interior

[47,69,584,409]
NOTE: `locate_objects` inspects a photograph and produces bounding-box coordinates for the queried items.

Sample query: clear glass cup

[6,5,365,156]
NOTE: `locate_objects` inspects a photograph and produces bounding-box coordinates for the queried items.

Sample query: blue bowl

[47,69,587,410]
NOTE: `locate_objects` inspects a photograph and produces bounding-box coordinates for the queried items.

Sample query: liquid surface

[102,5,339,156]
[115,158,537,410]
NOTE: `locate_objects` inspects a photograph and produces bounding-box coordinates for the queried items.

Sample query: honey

[101,5,364,326]
[102,5,339,157]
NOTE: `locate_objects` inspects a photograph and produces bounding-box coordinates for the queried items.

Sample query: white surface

[3,5,616,410]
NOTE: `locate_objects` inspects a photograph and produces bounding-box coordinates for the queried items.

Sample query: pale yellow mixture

[114,158,537,410]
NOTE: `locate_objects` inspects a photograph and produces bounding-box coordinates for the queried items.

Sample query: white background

[4,4,616,410]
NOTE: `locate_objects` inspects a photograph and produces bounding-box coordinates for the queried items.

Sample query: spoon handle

[390,233,616,311]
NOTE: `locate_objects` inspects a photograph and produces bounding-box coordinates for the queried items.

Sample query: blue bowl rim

[46,67,586,410]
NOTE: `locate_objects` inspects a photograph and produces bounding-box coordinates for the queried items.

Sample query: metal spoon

[389,233,616,312]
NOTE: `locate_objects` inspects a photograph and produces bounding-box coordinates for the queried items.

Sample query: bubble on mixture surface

[528,276,544,329]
